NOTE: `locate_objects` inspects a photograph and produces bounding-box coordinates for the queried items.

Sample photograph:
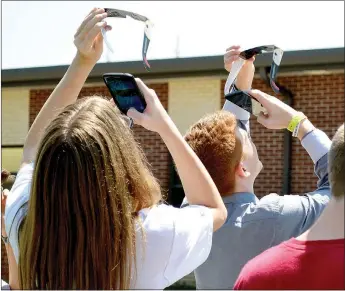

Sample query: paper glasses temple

[104,8,148,22]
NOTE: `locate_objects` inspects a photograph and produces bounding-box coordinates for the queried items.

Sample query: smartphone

[103,73,147,114]
[225,90,267,116]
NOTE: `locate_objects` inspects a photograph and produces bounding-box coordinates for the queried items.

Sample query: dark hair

[1,169,15,189]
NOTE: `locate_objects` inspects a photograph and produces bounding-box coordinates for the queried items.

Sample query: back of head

[184,111,243,195]
[329,124,345,198]
[19,96,161,289]
[1,169,15,190]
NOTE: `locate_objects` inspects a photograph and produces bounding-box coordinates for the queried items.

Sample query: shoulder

[5,163,34,209]
[5,163,34,221]
[4,162,34,263]
[235,243,286,289]
[137,204,213,287]
[139,203,212,238]
[239,194,281,221]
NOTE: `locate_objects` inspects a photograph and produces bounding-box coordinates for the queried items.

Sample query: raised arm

[21,8,111,166]
[127,80,227,232]
[222,46,255,133]
[250,90,331,240]
[4,9,112,289]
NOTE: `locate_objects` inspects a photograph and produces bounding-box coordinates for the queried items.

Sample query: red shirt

[234,238,345,290]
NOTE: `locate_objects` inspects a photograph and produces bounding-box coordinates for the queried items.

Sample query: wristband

[292,120,301,137]
[287,112,306,132]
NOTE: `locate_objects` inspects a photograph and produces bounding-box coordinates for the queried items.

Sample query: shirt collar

[222,192,259,204]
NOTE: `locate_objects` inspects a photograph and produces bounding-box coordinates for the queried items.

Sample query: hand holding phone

[126,79,173,134]
[103,73,147,114]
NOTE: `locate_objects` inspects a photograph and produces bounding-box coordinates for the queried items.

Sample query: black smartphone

[103,73,147,114]
[225,90,267,116]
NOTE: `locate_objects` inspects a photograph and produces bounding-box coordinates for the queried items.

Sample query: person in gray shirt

[182,46,331,289]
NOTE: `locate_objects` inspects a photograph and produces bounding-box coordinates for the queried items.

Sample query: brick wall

[221,72,344,197]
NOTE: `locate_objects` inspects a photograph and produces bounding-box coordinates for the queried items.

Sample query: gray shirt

[182,100,332,289]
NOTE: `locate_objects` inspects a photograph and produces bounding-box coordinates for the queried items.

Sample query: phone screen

[104,75,146,114]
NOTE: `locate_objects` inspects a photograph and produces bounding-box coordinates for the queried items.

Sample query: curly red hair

[184,111,243,196]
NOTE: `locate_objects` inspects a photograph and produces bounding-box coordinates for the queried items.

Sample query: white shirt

[5,163,213,289]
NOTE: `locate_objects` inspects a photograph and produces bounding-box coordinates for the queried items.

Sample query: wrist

[157,120,175,139]
[297,119,315,141]
[286,110,302,130]
[235,78,253,91]
[158,118,179,140]
[235,63,255,90]
[73,53,97,70]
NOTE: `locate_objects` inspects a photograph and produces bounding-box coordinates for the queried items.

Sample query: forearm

[299,119,331,188]
[223,85,251,134]
[5,243,19,289]
[235,63,254,91]
[223,59,254,132]
[299,120,331,164]
[297,119,314,141]
[22,54,94,164]
[159,121,226,225]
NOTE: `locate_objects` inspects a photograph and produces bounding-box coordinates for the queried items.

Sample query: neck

[298,196,344,241]
[233,179,254,194]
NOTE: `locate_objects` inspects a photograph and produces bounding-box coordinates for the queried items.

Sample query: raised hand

[224,45,255,90]
[74,8,112,65]
[127,79,172,134]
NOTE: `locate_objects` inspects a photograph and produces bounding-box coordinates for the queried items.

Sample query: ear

[235,162,250,178]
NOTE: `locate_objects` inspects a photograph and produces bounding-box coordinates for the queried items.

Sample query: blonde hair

[19,96,162,289]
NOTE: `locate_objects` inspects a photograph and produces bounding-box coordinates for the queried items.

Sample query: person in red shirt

[234,124,345,290]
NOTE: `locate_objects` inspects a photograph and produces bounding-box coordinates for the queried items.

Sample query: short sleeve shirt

[5,163,213,289]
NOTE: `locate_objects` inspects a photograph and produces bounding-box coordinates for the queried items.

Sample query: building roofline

[2,47,344,87]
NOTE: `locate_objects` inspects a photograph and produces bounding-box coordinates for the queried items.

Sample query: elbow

[213,206,228,232]
[8,279,20,290]
[220,205,228,223]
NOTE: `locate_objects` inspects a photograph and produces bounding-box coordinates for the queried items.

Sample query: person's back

[234,237,344,289]
[191,194,290,288]
[183,47,331,288]
[191,149,330,288]
[234,124,345,290]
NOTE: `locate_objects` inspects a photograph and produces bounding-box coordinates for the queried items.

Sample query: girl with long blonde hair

[4,8,227,289]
